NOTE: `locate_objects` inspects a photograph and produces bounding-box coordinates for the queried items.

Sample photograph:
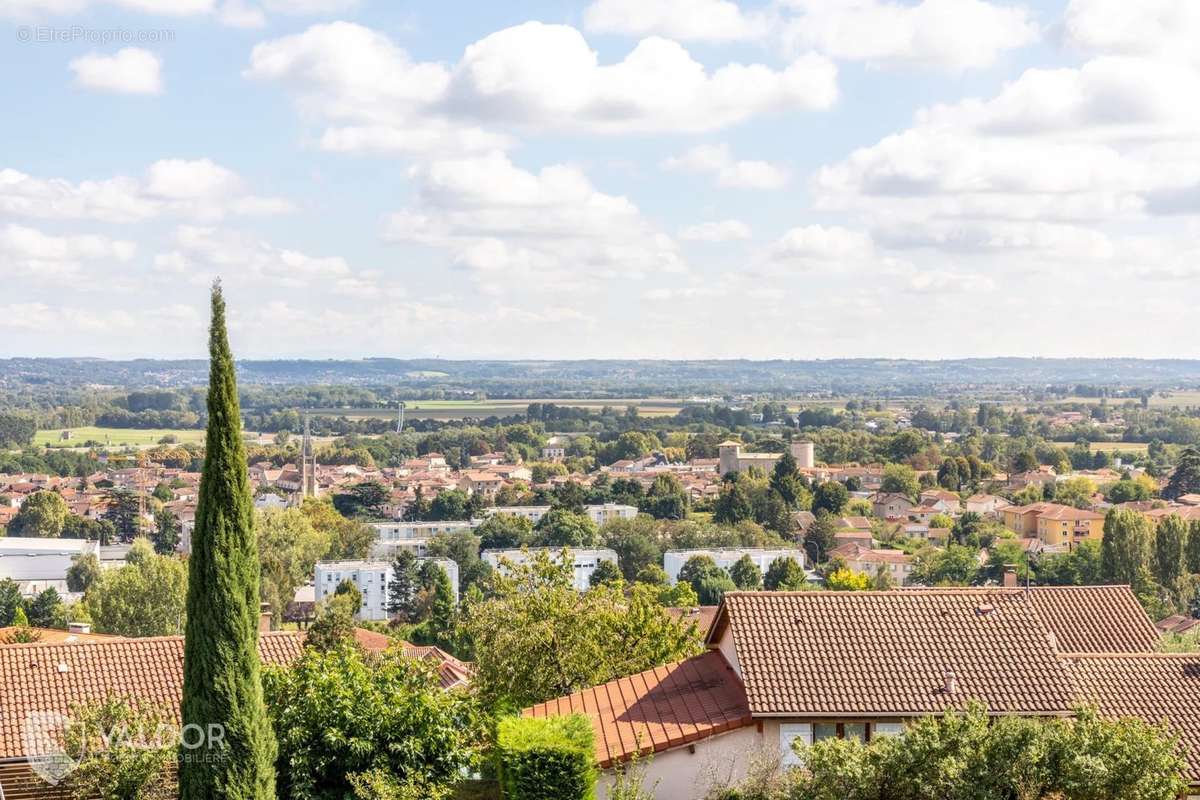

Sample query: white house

[482,548,619,592]
[314,558,460,622]
[662,548,806,585]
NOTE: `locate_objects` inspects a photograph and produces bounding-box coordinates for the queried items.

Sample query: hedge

[495,714,597,800]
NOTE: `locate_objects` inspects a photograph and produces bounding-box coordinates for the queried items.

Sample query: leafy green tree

[152,508,181,555]
[812,482,849,516]
[713,479,755,524]
[1187,520,1200,575]
[763,556,807,590]
[729,554,763,590]
[8,490,69,537]
[0,578,23,627]
[476,514,533,550]
[602,517,663,581]
[179,282,276,800]
[782,702,1187,800]
[460,551,699,709]
[85,550,187,637]
[1101,508,1153,586]
[386,550,422,622]
[1164,446,1200,500]
[263,644,481,800]
[694,572,736,605]
[880,464,920,500]
[66,552,102,593]
[824,567,871,591]
[257,508,330,627]
[911,544,980,586]
[588,559,623,588]
[533,508,599,548]
[1153,515,1190,603]
[25,586,64,628]
[306,593,358,653]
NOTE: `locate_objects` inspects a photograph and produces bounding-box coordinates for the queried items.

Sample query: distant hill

[3,357,1200,396]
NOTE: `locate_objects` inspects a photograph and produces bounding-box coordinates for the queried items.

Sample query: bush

[496,714,596,800]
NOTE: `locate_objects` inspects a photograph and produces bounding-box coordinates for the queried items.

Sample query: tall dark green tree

[180,282,276,800]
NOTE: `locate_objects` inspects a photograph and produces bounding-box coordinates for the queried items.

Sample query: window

[873,722,903,738]
[779,724,812,768]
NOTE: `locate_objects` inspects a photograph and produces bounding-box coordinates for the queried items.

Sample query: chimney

[943,668,958,695]
[259,602,273,633]
[1002,569,1018,588]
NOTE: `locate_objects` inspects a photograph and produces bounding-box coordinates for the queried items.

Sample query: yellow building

[1035,504,1105,548]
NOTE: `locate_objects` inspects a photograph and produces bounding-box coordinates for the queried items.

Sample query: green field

[34,427,207,449]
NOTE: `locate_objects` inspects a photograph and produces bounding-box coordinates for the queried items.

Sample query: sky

[1,0,1199,361]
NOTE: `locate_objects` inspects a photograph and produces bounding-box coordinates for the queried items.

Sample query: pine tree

[180,282,276,800]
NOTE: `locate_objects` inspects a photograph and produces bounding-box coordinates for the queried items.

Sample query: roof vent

[943,668,958,695]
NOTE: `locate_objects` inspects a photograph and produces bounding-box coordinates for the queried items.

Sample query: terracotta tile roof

[712,590,1079,717]
[523,651,751,768]
[0,632,304,761]
[1025,586,1160,653]
[1066,653,1200,786]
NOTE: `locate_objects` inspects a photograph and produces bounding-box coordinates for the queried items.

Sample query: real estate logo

[22,711,77,786]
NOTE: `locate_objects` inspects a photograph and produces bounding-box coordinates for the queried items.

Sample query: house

[526,586,1197,800]
[1035,505,1105,548]
[0,628,472,798]
[833,543,914,585]
[919,490,962,513]
[965,493,1010,516]
[1001,502,1056,536]
[871,492,914,519]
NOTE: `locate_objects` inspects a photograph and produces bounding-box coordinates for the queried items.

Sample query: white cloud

[0,223,136,276]
[384,151,684,285]
[0,159,292,223]
[662,143,789,189]
[583,0,770,42]
[582,0,1036,70]
[678,219,752,241]
[768,224,875,266]
[779,0,1038,70]
[70,48,163,95]
[1063,0,1200,65]
[246,21,837,153]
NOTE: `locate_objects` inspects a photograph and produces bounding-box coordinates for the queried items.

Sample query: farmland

[33,427,207,449]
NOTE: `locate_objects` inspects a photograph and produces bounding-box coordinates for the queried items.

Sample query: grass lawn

[33,426,207,449]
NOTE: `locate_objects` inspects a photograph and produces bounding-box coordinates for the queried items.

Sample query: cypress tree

[180,282,275,799]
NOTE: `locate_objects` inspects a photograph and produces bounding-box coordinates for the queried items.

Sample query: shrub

[496,714,596,800]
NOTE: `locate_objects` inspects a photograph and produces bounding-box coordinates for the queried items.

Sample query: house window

[779,724,812,767]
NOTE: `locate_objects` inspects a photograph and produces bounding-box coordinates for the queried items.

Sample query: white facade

[484,504,638,527]
[482,547,619,591]
[0,537,96,582]
[314,558,460,621]
[663,548,806,584]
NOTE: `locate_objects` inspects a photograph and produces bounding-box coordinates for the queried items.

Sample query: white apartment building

[483,503,638,527]
[481,548,619,592]
[662,548,807,585]
[314,558,460,622]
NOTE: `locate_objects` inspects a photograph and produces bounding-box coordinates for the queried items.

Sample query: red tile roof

[0,632,304,761]
[710,590,1086,717]
[524,651,751,768]
[1067,653,1200,786]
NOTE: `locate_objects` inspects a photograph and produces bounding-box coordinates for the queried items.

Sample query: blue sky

[2,0,1199,360]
